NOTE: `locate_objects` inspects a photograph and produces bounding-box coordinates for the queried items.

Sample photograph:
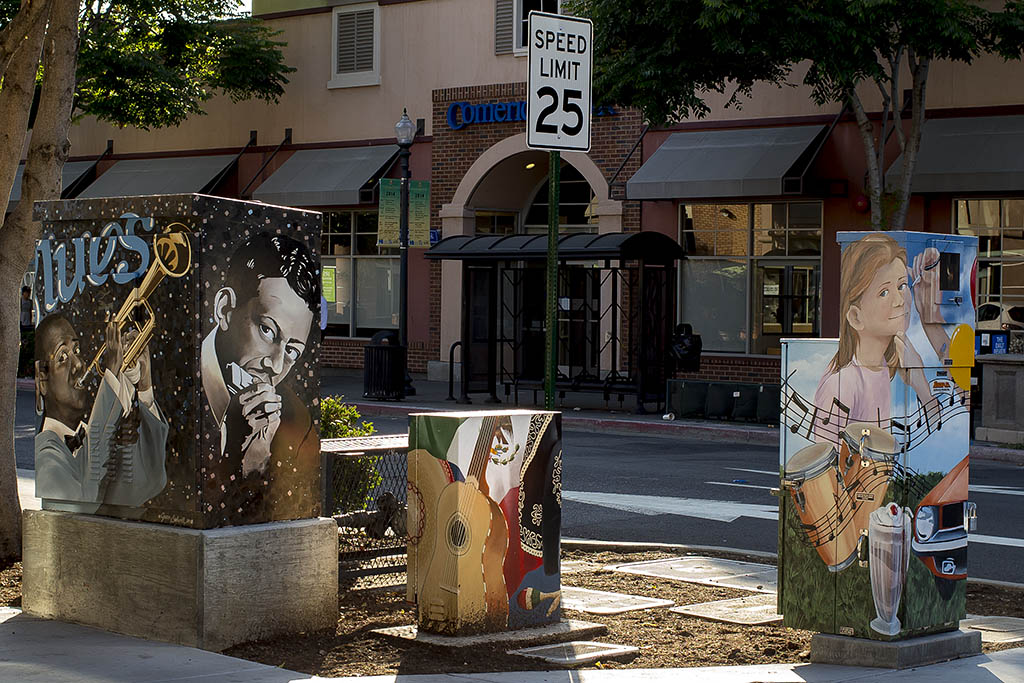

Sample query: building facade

[26,0,1024,386]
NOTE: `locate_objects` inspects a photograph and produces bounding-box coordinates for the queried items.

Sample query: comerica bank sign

[447,100,616,131]
[446,100,527,130]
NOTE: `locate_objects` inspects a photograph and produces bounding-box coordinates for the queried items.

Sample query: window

[955,199,1024,332]
[522,163,596,234]
[321,210,399,338]
[329,3,380,89]
[678,202,823,354]
[496,0,560,55]
[517,0,560,50]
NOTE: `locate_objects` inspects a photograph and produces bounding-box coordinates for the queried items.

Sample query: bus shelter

[424,231,685,412]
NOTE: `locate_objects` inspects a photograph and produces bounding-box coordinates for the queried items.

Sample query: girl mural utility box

[407,410,562,636]
[30,194,322,529]
[778,231,978,641]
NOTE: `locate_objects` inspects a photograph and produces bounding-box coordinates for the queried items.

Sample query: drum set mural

[778,230,979,641]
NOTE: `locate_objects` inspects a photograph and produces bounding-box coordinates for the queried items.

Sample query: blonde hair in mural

[829,233,907,378]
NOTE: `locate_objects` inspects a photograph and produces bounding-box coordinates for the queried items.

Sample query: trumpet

[75,226,192,389]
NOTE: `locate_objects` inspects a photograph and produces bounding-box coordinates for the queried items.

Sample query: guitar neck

[467,416,498,483]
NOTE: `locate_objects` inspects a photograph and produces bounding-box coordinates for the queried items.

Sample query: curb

[351,399,1022,462]
[562,538,1024,589]
[16,380,1022,462]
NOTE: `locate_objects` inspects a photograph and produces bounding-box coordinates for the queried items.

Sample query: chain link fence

[322,435,411,590]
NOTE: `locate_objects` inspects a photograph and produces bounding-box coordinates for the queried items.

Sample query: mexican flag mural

[407,410,562,636]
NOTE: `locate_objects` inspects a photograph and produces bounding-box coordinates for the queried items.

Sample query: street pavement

[14,377,1024,584]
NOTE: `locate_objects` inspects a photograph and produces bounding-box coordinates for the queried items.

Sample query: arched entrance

[438,134,624,373]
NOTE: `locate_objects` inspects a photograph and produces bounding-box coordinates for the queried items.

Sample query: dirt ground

[1,551,1021,676]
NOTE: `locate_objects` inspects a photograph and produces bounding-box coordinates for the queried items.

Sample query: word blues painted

[34,213,155,317]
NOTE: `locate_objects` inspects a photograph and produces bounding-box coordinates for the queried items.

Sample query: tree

[0,0,294,566]
[573,0,1023,230]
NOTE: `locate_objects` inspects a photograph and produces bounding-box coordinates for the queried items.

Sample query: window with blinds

[329,3,380,88]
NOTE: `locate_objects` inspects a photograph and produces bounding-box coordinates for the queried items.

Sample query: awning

[627,124,827,200]
[424,231,685,264]
[886,116,1024,193]
[77,155,237,199]
[252,145,398,207]
[8,160,95,204]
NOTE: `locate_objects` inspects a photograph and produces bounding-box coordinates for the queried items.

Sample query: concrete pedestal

[22,510,338,652]
[810,629,981,669]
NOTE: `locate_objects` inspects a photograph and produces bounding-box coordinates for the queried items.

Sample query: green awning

[252,146,398,207]
[627,125,827,200]
[886,116,1024,193]
[78,155,236,199]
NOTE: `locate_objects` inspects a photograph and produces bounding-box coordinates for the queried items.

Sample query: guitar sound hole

[449,519,468,550]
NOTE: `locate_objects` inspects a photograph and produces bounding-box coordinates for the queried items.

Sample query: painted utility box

[31,195,321,529]
[778,230,977,640]
[407,410,562,636]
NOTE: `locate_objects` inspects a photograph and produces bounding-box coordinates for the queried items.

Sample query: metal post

[545,151,560,410]
[397,142,415,397]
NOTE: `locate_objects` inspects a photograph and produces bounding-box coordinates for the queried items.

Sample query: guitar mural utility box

[778,231,978,642]
[407,410,562,636]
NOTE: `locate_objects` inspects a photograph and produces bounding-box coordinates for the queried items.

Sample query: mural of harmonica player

[35,313,169,509]
[200,233,320,522]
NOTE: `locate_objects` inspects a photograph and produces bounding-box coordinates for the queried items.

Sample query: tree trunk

[848,91,884,230]
[891,55,930,231]
[0,0,78,567]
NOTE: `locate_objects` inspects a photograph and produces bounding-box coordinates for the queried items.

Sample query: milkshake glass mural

[31,195,321,529]
[779,231,977,639]
[407,410,562,636]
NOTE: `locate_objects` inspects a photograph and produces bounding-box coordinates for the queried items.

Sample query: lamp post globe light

[395,109,416,396]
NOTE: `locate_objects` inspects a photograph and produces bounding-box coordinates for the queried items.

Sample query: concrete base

[810,628,982,669]
[427,360,461,383]
[22,510,338,652]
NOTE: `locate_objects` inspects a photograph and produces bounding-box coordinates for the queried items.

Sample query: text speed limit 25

[528,11,593,152]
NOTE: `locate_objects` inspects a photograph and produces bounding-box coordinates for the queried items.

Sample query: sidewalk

[1,605,1022,682]
[322,370,1024,464]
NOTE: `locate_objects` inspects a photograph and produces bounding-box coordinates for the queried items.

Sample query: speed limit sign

[527,11,593,152]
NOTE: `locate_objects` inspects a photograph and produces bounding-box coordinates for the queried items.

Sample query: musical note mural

[407,410,562,636]
[779,231,977,640]
[32,195,322,529]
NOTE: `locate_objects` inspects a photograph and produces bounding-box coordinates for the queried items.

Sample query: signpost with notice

[527,10,593,410]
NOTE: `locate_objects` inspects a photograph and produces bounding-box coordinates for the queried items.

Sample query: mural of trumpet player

[33,226,191,513]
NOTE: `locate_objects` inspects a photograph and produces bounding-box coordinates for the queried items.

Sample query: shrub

[320,395,381,514]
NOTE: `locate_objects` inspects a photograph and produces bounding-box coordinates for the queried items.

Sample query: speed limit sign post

[527,11,593,409]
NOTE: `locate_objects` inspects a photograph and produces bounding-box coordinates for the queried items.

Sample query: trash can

[363,330,406,399]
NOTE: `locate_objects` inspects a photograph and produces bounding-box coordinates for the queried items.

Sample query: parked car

[977,302,1024,331]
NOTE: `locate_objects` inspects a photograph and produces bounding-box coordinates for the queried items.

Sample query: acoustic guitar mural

[408,410,562,636]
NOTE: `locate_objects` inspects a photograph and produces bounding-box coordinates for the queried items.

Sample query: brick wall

[429,82,644,369]
[674,353,781,385]
[321,337,431,373]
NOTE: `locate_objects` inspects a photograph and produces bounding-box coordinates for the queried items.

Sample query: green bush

[320,395,381,514]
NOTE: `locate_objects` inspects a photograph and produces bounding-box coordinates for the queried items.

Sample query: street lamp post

[395,109,416,396]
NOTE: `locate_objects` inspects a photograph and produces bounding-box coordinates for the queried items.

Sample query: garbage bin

[363,330,406,399]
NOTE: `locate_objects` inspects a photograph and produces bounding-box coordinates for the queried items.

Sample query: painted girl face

[851,257,909,339]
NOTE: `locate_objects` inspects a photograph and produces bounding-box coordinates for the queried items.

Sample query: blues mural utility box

[406,410,562,636]
[778,230,977,640]
[31,194,321,530]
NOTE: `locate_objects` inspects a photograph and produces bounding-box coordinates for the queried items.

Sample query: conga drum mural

[779,231,977,641]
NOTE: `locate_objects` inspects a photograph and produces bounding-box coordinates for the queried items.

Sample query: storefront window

[956,198,1024,332]
[679,202,823,354]
[322,210,398,337]
[522,163,597,234]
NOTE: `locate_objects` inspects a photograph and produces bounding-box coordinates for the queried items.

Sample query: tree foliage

[571,0,1024,230]
[1,0,294,129]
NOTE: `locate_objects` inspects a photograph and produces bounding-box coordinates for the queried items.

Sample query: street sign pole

[527,10,592,412]
[544,151,560,410]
